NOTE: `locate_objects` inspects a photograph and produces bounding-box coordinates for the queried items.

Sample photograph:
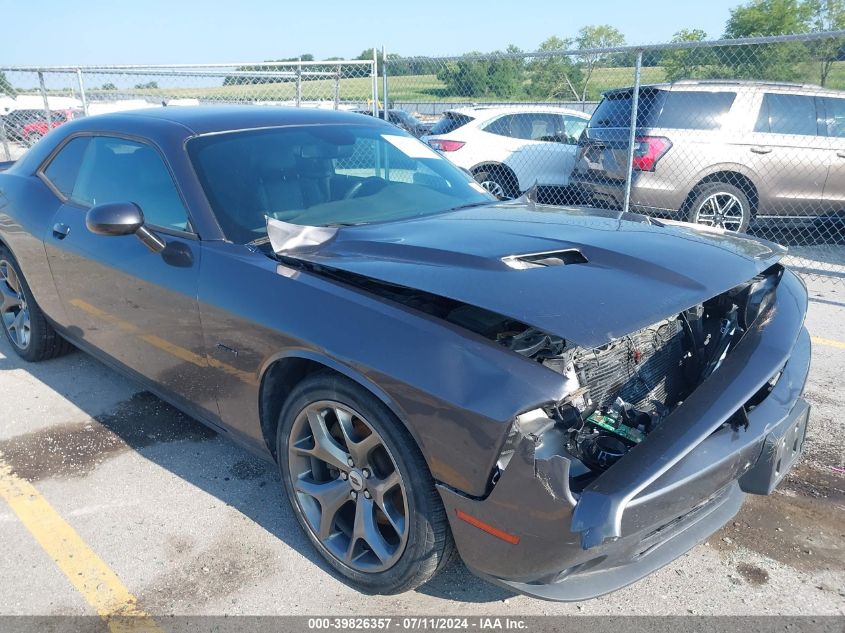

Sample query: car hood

[270,204,786,348]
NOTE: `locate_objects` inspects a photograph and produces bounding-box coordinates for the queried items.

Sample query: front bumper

[437,271,810,601]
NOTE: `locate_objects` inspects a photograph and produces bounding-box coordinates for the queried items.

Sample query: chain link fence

[0,59,378,161]
[385,31,845,281]
[1,33,844,281]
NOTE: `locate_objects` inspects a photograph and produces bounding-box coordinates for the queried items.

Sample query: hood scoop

[502,249,588,270]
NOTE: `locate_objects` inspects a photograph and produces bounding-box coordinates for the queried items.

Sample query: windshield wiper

[447,201,494,212]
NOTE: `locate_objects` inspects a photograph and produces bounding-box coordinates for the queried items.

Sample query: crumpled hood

[271,204,785,348]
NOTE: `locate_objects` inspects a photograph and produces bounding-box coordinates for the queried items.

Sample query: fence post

[76,69,89,117]
[38,71,52,129]
[382,46,389,119]
[371,47,378,116]
[622,49,643,215]
[295,58,302,108]
[0,120,10,162]
[333,64,340,110]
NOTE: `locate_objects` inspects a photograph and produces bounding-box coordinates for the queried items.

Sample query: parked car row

[352,108,433,138]
[1,108,80,146]
[421,80,845,233]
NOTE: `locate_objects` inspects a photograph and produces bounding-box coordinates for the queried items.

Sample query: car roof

[444,105,591,119]
[604,80,845,98]
[71,105,392,136]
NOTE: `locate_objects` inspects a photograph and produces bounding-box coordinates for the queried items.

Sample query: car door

[41,134,218,418]
[820,95,845,213]
[745,92,830,216]
[488,113,574,188]
[552,113,588,184]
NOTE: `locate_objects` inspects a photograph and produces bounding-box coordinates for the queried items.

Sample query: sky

[3,0,743,66]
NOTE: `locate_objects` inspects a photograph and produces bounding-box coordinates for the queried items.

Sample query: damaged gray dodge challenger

[0,107,810,600]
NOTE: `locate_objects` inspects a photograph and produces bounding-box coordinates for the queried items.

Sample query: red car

[22,109,79,146]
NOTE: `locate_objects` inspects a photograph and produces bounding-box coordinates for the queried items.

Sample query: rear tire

[686,183,752,233]
[473,166,520,200]
[277,371,454,595]
[0,246,72,362]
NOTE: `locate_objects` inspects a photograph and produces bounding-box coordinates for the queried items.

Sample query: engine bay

[490,265,784,488]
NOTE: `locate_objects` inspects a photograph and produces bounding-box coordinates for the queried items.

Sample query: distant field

[18,61,845,106]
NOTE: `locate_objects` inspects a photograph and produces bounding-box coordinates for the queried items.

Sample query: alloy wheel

[479,179,509,200]
[287,400,409,573]
[693,192,745,231]
[0,259,31,350]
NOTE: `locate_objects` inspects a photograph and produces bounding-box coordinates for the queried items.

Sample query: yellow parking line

[811,336,845,350]
[0,463,163,633]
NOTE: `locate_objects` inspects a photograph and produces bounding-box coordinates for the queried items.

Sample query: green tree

[0,72,16,97]
[574,25,626,101]
[527,36,584,100]
[725,0,811,36]
[721,0,811,80]
[487,45,525,98]
[133,81,159,89]
[437,52,490,97]
[662,29,713,81]
[804,0,845,85]
[101,82,117,91]
[436,47,525,99]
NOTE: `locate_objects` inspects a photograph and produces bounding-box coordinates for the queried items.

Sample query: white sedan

[422,105,590,199]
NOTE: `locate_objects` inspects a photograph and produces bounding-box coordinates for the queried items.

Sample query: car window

[821,97,845,138]
[559,115,588,144]
[484,113,560,141]
[429,112,474,135]
[71,136,190,232]
[42,136,91,198]
[657,91,736,130]
[589,89,667,128]
[755,93,820,136]
[187,125,493,244]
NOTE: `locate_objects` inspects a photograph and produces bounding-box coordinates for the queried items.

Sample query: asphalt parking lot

[0,256,843,620]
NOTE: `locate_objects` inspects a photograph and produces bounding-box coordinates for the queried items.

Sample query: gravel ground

[0,272,842,618]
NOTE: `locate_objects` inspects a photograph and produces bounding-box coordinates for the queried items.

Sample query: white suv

[422,106,590,199]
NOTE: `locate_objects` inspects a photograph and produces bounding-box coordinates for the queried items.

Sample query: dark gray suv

[572,80,845,232]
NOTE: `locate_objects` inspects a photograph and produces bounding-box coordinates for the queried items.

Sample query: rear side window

[821,97,845,138]
[429,112,474,135]
[589,89,666,129]
[755,93,820,136]
[484,113,561,141]
[657,91,736,130]
[42,136,91,198]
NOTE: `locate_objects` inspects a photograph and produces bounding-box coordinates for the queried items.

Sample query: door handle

[837,151,845,159]
[750,146,773,154]
[52,223,70,239]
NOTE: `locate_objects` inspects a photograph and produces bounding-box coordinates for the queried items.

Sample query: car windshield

[187,124,494,243]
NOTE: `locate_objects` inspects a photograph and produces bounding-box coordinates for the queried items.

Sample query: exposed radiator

[571,317,686,410]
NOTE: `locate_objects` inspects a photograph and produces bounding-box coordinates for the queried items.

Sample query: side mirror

[86,202,166,253]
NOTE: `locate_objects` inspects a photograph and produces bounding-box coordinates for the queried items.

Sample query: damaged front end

[438,266,810,600]
[495,264,783,494]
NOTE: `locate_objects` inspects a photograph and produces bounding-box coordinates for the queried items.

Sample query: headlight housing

[739,267,782,330]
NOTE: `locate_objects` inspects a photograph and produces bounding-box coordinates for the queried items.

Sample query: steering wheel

[343,177,387,200]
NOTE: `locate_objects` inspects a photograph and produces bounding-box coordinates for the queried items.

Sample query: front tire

[277,371,453,594]
[0,247,71,362]
[473,166,520,200]
[686,183,752,233]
